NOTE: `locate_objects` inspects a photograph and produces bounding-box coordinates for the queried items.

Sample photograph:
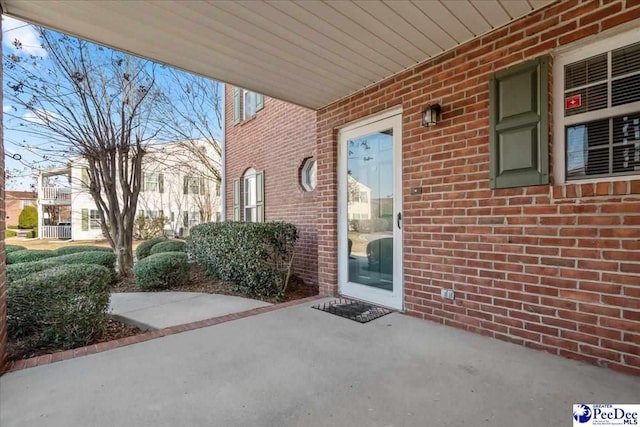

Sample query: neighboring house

[4,191,37,227]
[4,1,640,375]
[36,141,221,241]
[225,87,318,286]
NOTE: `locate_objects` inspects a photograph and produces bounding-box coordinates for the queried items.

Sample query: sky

[2,16,224,191]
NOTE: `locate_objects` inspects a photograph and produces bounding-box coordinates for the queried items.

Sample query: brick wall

[5,191,37,227]
[317,0,640,375]
[225,86,318,286]
[1,16,7,370]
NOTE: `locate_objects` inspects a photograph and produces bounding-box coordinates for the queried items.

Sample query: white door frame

[337,108,403,310]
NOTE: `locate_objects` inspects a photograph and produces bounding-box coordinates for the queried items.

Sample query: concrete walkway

[2,298,638,427]
[109,292,272,329]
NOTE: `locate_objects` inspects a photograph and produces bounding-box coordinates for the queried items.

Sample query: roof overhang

[1,0,553,110]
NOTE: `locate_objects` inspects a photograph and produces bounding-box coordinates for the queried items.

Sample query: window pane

[565,53,607,89]
[612,74,640,106]
[613,114,640,174]
[566,119,609,179]
[245,176,256,206]
[564,83,608,117]
[244,91,256,118]
[612,42,640,77]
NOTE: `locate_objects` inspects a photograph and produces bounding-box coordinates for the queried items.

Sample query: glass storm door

[338,111,403,310]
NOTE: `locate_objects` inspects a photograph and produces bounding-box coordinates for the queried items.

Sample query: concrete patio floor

[109,292,272,330]
[1,297,638,427]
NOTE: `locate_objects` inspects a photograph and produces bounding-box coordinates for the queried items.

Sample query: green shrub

[134,251,189,290]
[7,249,56,265]
[7,264,111,350]
[150,240,186,255]
[135,236,167,260]
[51,251,117,273]
[7,260,60,285]
[187,222,298,299]
[7,251,117,285]
[55,245,112,256]
[6,244,26,253]
[25,229,37,239]
[6,229,17,238]
[7,225,19,229]
[134,214,168,240]
[18,206,37,229]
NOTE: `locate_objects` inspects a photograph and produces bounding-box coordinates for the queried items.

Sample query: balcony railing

[41,187,72,202]
[40,225,72,240]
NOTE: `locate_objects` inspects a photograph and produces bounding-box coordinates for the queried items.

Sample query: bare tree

[156,69,223,187]
[4,30,161,276]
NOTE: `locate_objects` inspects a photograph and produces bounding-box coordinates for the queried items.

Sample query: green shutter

[199,177,205,195]
[256,94,264,111]
[233,178,241,221]
[158,173,164,193]
[233,86,241,124]
[256,171,264,223]
[141,172,146,192]
[183,176,188,195]
[489,56,549,189]
[81,168,89,189]
[183,211,188,228]
[81,209,89,231]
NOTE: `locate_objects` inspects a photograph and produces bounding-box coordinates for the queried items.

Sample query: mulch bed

[112,264,319,304]
[7,319,141,362]
[7,265,318,363]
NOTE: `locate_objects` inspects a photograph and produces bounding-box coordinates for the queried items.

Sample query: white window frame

[301,158,317,192]
[89,209,101,229]
[185,175,202,195]
[243,168,257,222]
[554,27,640,184]
[243,90,257,120]
[144,172,159,192]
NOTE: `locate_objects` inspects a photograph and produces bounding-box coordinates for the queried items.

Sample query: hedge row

[7,249,57,265]
[187,222,297,298]
[134,251,189,290]
[6,244,26,254]
[135,237,167,260]
[150,240,186,255]
[7,264,111,350]
[7,251,117,285]
[54,245,112,256]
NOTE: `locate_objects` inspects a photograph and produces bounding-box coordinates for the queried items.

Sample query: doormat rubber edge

[312,298,393,323]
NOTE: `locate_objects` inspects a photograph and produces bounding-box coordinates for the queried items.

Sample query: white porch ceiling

[1,0,553,110]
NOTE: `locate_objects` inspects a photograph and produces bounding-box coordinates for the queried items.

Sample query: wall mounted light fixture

[422,104,441,127]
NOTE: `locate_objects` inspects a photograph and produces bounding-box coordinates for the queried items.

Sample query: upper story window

[555,29,640,182]
[244,90,257,119]
[142,172,163,193]
[243,168,257,222]
[233,87,264,124]
[89,209,101,229]
[183,175,204,195]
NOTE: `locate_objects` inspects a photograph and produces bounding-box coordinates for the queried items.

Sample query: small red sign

[565,94,582,110]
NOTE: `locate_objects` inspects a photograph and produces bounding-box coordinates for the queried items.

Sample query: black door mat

[312,298,392,323]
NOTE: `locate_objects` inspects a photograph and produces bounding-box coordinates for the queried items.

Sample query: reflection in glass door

[338,111,402,310]
[347,130,394,290]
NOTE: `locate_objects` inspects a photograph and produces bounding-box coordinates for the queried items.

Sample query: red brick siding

[225,87,318,286]
[317,0,640,375]
[5,192,37,227]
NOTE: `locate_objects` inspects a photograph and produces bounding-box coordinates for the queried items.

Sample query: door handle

[397,212,402,229]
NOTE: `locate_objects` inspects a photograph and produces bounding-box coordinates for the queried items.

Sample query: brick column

[0,15,7,370]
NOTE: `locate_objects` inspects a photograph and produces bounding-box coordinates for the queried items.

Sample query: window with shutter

[233,86,241,124]
[555,31,640,182]
[489,56,549,189]
[81,208,89,231]
[233,178,241,221]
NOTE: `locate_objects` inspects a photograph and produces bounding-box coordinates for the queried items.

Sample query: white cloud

[2,16,47,57]
[3,104,14,113]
